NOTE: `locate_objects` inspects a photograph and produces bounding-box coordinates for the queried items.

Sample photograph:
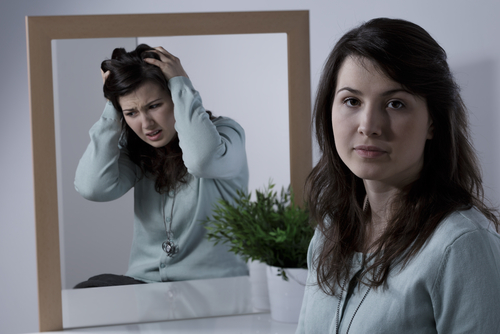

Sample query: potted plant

[204,182,315,322]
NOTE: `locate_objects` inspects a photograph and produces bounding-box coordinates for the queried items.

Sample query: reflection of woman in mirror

[74,44,248,288]
[297,18,500,332]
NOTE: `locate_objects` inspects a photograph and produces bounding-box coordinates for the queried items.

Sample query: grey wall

[2,1,500,333]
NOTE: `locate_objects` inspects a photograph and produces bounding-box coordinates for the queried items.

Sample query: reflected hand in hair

[100,68,110,84]
[143,46,189,81]
[100,69,110,102]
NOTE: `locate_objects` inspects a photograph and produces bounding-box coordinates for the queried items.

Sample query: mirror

[26,11,311,331]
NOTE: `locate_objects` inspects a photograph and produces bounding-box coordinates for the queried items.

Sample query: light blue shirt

[296,208,500,333]
[75,76,249,282]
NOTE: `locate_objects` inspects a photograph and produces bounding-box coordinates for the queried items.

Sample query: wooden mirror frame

[26,11,311,332]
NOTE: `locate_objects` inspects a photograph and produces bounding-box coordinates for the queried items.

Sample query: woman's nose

[141,113,156,128]
[358,104,383,137]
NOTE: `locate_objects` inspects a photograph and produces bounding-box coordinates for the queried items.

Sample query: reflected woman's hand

[101,69,110,84]
[143,46,189,81]
[101,69,110,102]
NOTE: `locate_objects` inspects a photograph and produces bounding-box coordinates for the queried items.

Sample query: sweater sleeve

[432,227,500,333]
[74,101,137,202]
[169,76,247,179]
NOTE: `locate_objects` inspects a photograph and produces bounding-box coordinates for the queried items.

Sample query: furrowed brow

[146,98,162,106]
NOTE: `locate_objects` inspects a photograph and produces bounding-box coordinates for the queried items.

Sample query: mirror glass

[52,33,288,327]
[53,33,288,290]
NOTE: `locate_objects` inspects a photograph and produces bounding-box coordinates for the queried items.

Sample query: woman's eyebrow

[380,88,410,96]
[122,98,163,112]
[336,87,410,96]
[146,98,162,106]
[336,87,361,95]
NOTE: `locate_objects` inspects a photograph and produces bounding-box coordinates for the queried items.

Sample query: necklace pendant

[162,240,177,257]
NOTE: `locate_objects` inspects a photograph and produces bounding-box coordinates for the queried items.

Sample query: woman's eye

[344,98,360,107]
[125,111,137,117]
[388,100,405,109]
[150,103,160,109]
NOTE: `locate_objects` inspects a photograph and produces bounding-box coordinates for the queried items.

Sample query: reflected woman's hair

[307,17,499,295]
[101,44,193,193]
[101,44,168,109]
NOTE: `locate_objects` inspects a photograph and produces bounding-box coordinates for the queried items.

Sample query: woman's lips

[146,129,162,141]
[354,145,387,158]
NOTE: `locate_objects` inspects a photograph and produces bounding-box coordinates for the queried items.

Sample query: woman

[297,18,500,333]
[74,44,248,287]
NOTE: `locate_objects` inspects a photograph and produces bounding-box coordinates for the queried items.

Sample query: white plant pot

[266,265,308,323]
[248,260,270,310]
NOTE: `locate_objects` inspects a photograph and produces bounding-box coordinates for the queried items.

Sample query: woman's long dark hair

[101,44,211,194]
[306,18,499,295]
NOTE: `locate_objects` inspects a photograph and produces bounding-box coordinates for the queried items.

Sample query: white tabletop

[27,312,298,334]
[28,276,299,333]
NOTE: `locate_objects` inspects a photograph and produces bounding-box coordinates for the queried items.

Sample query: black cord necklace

[335,270,372,334]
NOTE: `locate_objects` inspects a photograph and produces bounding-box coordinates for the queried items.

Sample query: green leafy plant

[204,182,315,280]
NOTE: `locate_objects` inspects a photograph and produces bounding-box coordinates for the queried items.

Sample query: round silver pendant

[162,240,177,257]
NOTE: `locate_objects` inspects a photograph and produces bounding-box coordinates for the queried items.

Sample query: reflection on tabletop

[62,276,260,329]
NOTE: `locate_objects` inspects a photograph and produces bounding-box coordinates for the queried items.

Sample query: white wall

[2,1,500,333]
[52,38,138,290]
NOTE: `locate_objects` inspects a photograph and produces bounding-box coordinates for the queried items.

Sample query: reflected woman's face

[119,81,176,148]
[331,57,434,189]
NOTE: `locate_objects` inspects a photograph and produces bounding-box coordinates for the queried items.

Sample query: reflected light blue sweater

[75,76,249,282]
[296,208,500,333]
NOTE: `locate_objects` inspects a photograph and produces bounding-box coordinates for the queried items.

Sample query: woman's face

[331,57,433,189]
[119,81,176,148]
